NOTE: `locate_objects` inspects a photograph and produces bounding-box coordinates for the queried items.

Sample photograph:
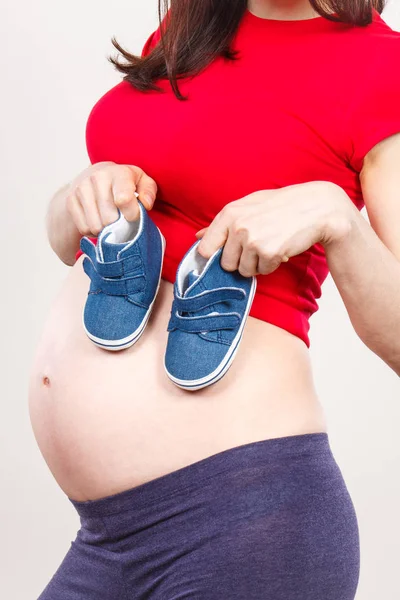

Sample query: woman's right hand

[66,161,158,237]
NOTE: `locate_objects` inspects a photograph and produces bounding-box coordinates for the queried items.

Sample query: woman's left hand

[195,181,357,277]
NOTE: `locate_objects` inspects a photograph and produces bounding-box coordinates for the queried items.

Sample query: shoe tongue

[182,248,220,298]
[98,232,126,263]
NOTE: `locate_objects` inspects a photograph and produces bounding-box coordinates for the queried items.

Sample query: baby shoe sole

[83,230,166,351]
[164,275,257,390]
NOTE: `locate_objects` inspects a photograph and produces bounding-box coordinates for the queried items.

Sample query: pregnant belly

[28,256,327,502]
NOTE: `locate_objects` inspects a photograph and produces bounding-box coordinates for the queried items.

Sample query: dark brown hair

[109,0,387,101]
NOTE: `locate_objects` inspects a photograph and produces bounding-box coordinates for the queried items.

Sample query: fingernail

[144,193,154,207]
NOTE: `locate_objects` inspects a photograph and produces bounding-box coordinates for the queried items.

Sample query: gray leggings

[38,432,360,599]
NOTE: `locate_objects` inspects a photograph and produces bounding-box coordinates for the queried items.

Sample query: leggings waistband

[68,432,331,518]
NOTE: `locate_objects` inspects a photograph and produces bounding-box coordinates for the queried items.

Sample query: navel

[42,375,51,387]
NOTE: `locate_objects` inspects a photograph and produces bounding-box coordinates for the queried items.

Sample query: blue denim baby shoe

[164,239,257,390]
[79,200,165,351]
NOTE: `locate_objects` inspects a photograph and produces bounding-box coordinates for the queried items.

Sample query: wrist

[318,182,359,247]
[46,183,83,265]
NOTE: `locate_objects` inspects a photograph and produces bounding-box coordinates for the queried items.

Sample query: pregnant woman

[29,0,400,598]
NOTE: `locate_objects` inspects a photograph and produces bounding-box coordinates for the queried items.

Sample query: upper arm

[360,132,400,261]
[345,35,400,174]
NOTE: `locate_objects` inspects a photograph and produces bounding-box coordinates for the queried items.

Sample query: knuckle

[89,172,104,187]
[232,220,247,236]
[246,237,259,252]
[223,202,238,216]
[81,176,92,189]
[122,164,140,180]
[79,224,91,236]
[119,190,133,200]
[215,207,226,221]
[260,246,275,261]
[114,191,132,206]
[220,258,236,271]
[75,183,89,202]
[91,225,103,236]
[261,246,284,267]
[102,162,116,173]
[239,266,252,277]
[257,264,269,275]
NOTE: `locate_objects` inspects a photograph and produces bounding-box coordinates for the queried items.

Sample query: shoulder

[338,9,400,103]
[348,9,400,60]
[340,11,400,172]
[351,8,400,37]
[141,28,162,57]
[141,10,170,57]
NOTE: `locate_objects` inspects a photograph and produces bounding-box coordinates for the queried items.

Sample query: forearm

[45,183,83,266]
[323,205,400,375]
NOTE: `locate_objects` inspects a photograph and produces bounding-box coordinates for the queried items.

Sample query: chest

[86,44,357,219]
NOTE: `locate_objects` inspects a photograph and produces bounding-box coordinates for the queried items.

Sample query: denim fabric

[164,240,256,388]
[37,433,360,599]
[80,202,164,349]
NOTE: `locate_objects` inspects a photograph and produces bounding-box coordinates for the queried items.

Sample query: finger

[66,193,92,236]
[111,168,139,221]
[132,169,158,210]
[238,247,258,277]
[75,180,103,235]
[197,216,229,259]
[258,251,286,275]
[195,228,207,238]
[90,172,120,225]
[219,231,242,272]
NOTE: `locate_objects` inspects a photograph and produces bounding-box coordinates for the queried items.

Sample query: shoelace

[168,286,246,333]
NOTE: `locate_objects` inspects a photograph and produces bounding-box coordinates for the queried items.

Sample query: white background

[1,1,399,598]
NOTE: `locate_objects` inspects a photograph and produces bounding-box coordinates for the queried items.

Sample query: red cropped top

[75,7,400,347]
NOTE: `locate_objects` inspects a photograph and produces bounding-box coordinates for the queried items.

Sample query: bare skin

[28,260,326,502]
[248,0,320,20]
[28,0,400,503]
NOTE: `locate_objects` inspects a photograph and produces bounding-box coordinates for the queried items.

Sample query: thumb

[138,190,156,211]
[195,227,207,238]
[135,173,158,211]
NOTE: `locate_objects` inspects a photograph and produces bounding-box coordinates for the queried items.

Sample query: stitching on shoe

[198,332,231,346]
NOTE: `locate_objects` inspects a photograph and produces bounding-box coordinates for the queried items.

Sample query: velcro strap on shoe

[168,310,240,333]
[80,237,142,277]
[83,257,144,296]
[174,287,246,313]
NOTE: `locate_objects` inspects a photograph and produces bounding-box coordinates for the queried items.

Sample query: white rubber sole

[82,229,166,351]
[164,275,257,391]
